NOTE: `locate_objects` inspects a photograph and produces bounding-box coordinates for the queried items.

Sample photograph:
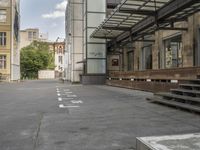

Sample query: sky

[20,0,67,41]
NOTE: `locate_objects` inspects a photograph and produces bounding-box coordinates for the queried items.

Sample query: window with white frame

[0,32,6,46]
[0,10,7,23]
[0,55,6,69]
[0,0,9,7]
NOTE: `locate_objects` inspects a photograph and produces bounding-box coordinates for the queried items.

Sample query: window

[164,35,182,68]
[59,56,63,64]
[0,55,6,69]
[195,29,200,66]
[0,32,6,46]
[0,0,9,7]
[33,32,37,39]
[0,10,7,23]
[59,46,63,53]
[28,31,32,40]
[141,45,152,70]
[127,51,134,71]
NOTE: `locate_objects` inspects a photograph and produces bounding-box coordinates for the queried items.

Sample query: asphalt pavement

[1,80,200,150]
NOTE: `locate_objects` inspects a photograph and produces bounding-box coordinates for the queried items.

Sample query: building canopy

[91,0,200,43]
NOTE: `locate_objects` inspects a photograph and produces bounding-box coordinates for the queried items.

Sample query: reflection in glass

[141,45,152,70]
[127,51,134,71]
[164,35,182,68]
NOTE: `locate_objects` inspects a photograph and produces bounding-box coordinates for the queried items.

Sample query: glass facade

[84,0,106,74]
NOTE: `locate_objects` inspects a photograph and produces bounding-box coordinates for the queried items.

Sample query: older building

[90,0,200,112]
[19,28,39,50]
[19,28,49,50]
[0,0,20,81]
[54,40,65,78]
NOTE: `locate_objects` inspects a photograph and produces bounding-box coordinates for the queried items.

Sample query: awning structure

[91,0,171,39]
[91,0,200,44]
[76,59,87,64]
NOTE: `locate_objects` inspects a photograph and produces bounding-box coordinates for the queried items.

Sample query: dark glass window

[0,32,6,46]
[127,51,134,71]
[141,45,152,70]
[0,55,6,69]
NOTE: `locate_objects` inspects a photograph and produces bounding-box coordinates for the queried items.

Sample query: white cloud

[56,0,68,11]
[42,11,65,19]
[42,0,68,19]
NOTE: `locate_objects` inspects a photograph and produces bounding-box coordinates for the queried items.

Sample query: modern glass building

[65,0,119,84]
[66,0,200,90]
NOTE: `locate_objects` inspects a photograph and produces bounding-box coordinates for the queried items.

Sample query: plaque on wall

[112,59,119,66]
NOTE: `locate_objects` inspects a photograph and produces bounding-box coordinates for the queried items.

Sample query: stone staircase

[148,79,200,113]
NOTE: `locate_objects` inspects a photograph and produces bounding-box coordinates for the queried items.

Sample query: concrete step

[171,89,200,95]
[180,84,200,88]
[179,84,200,91]
[187,79,200,84]
[150,96,200,113]
[156,92,200,103]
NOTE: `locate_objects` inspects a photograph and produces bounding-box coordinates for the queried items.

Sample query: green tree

[20,41,55,79]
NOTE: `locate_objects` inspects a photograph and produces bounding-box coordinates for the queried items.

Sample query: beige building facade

[19,28,49,50]
[0,0,20,81]
[19,28,39,50]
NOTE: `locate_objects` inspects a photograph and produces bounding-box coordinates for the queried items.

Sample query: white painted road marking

[64,89,70,91]
[58,97,62,101]
[59,104,80,108]
[71,100,83,104]
[62,98,74,100]
[57,93,61,96]
[67,95,77,98]
[65,92,73,94]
